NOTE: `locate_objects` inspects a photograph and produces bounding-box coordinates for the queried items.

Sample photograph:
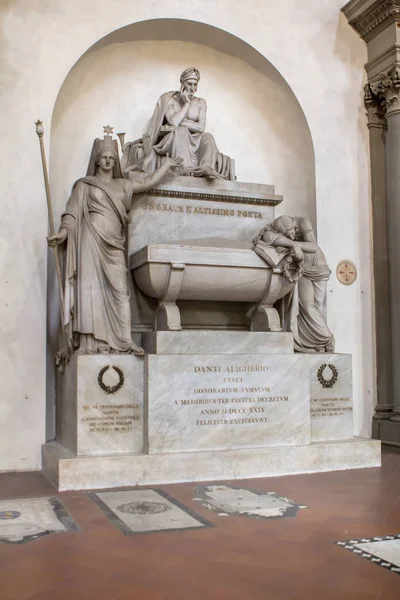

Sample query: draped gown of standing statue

[295,223,333,352]
[254,216,334,353]
[60,176,136,354]
[52,134,182,357]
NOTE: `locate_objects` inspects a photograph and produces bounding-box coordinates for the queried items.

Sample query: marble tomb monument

[42,68,380,490]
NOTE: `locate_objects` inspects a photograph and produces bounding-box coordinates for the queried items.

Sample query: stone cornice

[366,44,400,79]
[145,188,283,206]
[343,0,400,41]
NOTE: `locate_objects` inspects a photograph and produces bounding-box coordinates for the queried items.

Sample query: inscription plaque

[75,355,144,455]
[146,354,310,453]
[309,354,353,442]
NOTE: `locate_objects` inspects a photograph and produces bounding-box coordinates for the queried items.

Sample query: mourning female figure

[254,215,335,353]
[48,133,182,356]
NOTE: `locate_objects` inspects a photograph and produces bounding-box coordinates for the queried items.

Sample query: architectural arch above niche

[50,18,315,226]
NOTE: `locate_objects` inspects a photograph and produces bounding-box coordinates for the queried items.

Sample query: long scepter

[35,120,65,334]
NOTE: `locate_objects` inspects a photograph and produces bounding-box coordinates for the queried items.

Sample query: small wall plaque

[336,261,357,285]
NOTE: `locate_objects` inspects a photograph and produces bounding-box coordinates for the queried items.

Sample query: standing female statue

[254,215,335,353]
[48,131,182,356]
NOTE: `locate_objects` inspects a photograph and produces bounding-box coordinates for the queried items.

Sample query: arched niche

[46,19,316,440]
[50,18,316,225]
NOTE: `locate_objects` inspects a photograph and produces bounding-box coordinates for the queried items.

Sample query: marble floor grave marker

[146,353,311,453]
[90,489,212,534]
[0,497,79,543]
[194,484,307,519]
[337,534,400,575]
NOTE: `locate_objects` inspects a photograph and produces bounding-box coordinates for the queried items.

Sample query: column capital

[371,63,400,117]
[364,83,387,127]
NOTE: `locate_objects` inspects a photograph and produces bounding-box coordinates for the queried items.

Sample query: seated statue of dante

[123,68,235,180]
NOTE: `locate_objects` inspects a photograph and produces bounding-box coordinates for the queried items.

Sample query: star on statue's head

[103,125,114,135]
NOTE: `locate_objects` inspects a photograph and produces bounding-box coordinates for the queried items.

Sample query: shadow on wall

[46,18,316,441]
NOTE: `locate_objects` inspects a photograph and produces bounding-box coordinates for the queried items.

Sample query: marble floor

[0,446,399,599]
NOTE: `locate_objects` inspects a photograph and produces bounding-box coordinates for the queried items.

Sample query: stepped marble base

[42,438,381,491]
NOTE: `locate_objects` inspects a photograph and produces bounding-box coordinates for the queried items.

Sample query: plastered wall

[0,0,372,471]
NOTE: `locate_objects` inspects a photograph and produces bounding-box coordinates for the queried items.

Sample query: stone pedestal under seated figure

[57,355,144,456]
[128,176,281,253]
[128,176,282,332]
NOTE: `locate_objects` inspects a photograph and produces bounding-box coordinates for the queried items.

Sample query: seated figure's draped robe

[256,220,334,353]
[60,177,135,353]
[125,92,234,180]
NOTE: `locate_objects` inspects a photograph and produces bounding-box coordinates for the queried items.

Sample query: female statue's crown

[96,126,118,157]
[86,126,123,178]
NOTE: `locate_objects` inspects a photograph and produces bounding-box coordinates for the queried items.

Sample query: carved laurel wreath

[97,365,125,395]
[317,363,338,389]
[283,255,304,283]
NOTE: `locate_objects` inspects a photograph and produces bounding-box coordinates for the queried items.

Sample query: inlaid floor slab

[90,488,213,534]
[0,496,79,543]
[194,483,307,519]
[337,534,400,575]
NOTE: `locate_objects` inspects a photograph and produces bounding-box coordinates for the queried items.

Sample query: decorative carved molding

[345,0,400,40]
[365,44,400,80]
[371,63,400,117]
[364,83,387,127]
[145,188,282,206]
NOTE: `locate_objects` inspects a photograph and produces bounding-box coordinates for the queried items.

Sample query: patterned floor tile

[0,496,79,543]
[194,483,307,519]
[89,488,213,535]
[337,534,400,575]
